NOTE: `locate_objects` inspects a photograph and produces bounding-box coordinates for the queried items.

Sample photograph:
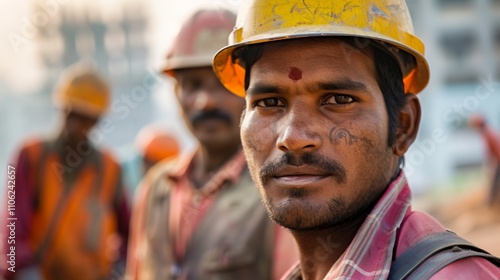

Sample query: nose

[193,89,218,111]
[276,108,322,153]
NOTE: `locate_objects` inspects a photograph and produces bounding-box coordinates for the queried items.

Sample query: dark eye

[182,79,203,93]
[323,95,354,105]
[255,98,284,107]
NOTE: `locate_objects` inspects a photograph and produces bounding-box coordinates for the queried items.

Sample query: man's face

[175,67,245,149]
[64,110,98,145]
[241,39,400,230]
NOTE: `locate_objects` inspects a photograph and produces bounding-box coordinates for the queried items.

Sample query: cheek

[363,108,390,149]
[241,112,276,160]
[344,113,393,180]
[83,121,97,133]
[65,119,79,134]
[178,93,195,113]
[351,107,389,142]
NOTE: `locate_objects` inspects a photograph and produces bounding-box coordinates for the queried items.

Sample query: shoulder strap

[409,246,500,279]
[84,149,104,251]
[388,230,500,280]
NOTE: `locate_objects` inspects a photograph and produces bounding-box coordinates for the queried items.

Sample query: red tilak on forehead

[288,67,302,81]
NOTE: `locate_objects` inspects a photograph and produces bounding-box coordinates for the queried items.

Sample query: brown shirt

[126,150,298,280]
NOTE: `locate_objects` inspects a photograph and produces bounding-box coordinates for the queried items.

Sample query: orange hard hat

[135,126,180,163]
[54,62,110,118]
[161,9,236,77]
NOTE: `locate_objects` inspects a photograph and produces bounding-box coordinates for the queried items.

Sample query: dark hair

[234,37,407,166]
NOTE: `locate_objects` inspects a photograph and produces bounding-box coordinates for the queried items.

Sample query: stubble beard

[258,183,381,231]
[244,136,395,231]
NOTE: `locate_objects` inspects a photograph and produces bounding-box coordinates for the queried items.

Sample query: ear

[173,80,181,101]
[394,94,421,157]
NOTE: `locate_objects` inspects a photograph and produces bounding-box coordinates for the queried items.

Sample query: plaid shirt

[167,150,247,262]
[282,172,500,280]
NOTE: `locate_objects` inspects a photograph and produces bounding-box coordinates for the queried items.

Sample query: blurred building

[405,0,500,193]
[35,1,155,147]
[2,0,499,194]
[0,1,161,177]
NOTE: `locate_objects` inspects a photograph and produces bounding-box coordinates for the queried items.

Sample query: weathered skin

[240,38,421,280]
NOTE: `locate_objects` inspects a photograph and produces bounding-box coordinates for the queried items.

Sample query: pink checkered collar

[283,171,411,280]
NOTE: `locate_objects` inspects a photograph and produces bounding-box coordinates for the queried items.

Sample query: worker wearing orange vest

[1,63,130,280]
[126,9,299,280]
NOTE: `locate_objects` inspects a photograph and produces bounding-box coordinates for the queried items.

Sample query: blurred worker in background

[434,114,500,256]
[1,63,130,280]
[212,0,500,278]
[122,125,181,195]
[135,125,180,174]
[469,114,500,205]
[126,9,298,280]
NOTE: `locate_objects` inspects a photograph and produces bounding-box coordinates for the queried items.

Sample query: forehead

[67,110,98,123]
[249,38,377,88]
[174,66,216,81]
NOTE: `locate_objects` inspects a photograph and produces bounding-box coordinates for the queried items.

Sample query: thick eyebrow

[246,78,370,97]
[306,79,368,93]
[246,84,283,97]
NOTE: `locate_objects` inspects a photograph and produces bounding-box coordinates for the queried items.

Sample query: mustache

[259,152,347,185]
[191,109,232,126]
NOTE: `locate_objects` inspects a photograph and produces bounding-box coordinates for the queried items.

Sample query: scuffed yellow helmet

[213,0,430,97]
[54,63,110,118]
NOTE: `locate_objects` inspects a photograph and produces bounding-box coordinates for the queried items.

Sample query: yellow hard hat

[161,9,236,77]
[135,126,180,163]
[213,0,430,96]
[55,63,110,118]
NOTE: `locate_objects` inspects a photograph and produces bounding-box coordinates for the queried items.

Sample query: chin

[197,133,223,145]
[263,190,374,231]
[199,133,240,150]
[263,196,338,230]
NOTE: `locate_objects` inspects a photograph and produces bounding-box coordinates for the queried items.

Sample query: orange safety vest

[24,139,123,280]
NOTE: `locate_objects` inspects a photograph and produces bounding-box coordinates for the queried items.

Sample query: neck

[57,131,75,150]
[292,216,366,280]
[57,130,91,152]
[190,142,241,187]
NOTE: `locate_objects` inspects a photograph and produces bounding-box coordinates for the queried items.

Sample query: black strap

[410,247,500,279]
[84,149,104,251]
[388,230,500,280]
